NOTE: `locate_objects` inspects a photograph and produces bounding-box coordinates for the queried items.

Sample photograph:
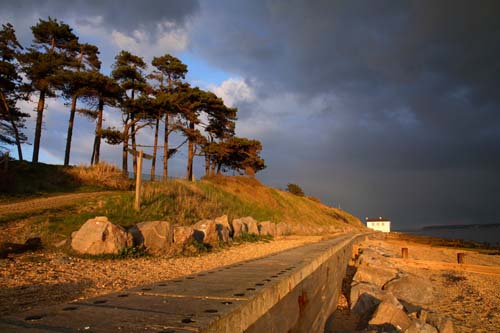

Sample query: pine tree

[150,54,187,179]
[62,42,101,165]
[111,50,147,175]
[0,23,29,159]
[19,17,78,163]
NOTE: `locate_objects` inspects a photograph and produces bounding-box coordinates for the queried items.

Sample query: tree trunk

[122,121,130,176]
[163,114,169,179]
[217,162,222,175]
[0,91,23,161]
[63,94,78,166]
[91,98,104,165]
[186,121,195,181]
[32,90,46,163]
[151,115,159,181]
[211,159,217,176]
[205,155,210,177]
[130,90,137,178]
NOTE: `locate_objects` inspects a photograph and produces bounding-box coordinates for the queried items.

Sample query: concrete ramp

[0,233,363,333]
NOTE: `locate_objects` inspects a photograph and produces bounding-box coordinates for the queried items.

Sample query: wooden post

[402,247,408,259]
[134,150,143,211]
[457,253,465,264]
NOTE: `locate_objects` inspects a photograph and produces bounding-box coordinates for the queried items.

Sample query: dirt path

[0,192,120,217]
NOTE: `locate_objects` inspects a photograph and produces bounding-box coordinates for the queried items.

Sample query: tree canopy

[2,17,266,180]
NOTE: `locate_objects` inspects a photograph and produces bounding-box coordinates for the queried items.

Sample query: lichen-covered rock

[276,222,292,236]
[353,265,399,288]
[350,282,403,316]
[384,273,436,305]
[258,221,277,237]
[71,216,132,255]
[241,216,259,235]
[173,226,193,247]
[193,219,218,245]
[215,215,232,243]
[426,313,454,333]
[231,218,247,238]
[129,221,172,254]
[368,301,412,332]
[404,320,438,333]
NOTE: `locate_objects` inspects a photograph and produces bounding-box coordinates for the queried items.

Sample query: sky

[1,0,500,229]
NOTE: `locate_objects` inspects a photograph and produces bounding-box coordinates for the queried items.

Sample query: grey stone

[426,313,454,333]
[368,301,412,332]
[173,226,193,246]
[241,216,259,235]
[215,215,232,243]
[276,222,292,236]
[352,265,399,288]
[350,282,403,316]
[258,221,277,237]
[129,221,172,254]
[193,219,218,245]
[71,217,132,255]
[231,218,247,238]
[404,320,438,333]
[384,274,436,306]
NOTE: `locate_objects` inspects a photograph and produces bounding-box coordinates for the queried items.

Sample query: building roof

[366,217,391,222]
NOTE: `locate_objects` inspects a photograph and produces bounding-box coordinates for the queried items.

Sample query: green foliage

[234,231,273,243]
[80,246,149,260]
[0,23,29,149]
[286,183,305,196]
[184,239,212,254]
[218,137,266,175]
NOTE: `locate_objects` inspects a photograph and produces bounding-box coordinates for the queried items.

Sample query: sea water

[408,224,500,246]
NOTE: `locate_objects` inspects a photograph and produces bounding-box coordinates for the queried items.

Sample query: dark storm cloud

[1,0,200,32]
[191,0,500,227]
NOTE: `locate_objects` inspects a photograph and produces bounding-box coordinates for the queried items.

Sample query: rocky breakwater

[70,215,345,256]
[329,237,455,333]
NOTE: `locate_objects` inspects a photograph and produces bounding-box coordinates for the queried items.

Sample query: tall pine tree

[0,23,29,159]
[62,42,100,166]
[19,17,78,163]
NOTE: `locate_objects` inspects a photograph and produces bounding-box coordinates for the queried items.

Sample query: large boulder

[215,215,232,243]
[258,221,277,237]
[368,301,412,332]
[129,221,172,254]
[71,216,132,255]
[241,216,259,235]
[352,265,399,288]
[404,321,438,333]
[193,219,218,246]
[173,226,193,247]
[231,218,247,238]
[276,222,293,236]
[384,274,436,306]
[426,313,454,333]
[350,282,403,316]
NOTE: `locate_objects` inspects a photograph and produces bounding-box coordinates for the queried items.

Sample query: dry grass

[66,163,132,191]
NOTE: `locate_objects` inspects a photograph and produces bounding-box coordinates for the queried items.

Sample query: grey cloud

[1,0,200,33]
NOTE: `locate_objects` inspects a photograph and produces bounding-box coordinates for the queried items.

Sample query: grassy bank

[0,161,132,203]
[0,162,364,246]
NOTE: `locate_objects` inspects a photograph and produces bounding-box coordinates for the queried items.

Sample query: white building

[366,217,391,232]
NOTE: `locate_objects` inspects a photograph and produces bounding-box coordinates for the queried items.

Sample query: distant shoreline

[394,223,500,246]
[421,222,500,230]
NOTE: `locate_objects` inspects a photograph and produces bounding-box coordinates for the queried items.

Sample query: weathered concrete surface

[0,233,366,333]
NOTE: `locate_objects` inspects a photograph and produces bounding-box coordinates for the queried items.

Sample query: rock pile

[71,215,339,256]
[348,244,454,333]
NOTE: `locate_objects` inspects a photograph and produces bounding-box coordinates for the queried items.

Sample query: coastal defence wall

[0,233,366,333]
[244,233,365,333]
